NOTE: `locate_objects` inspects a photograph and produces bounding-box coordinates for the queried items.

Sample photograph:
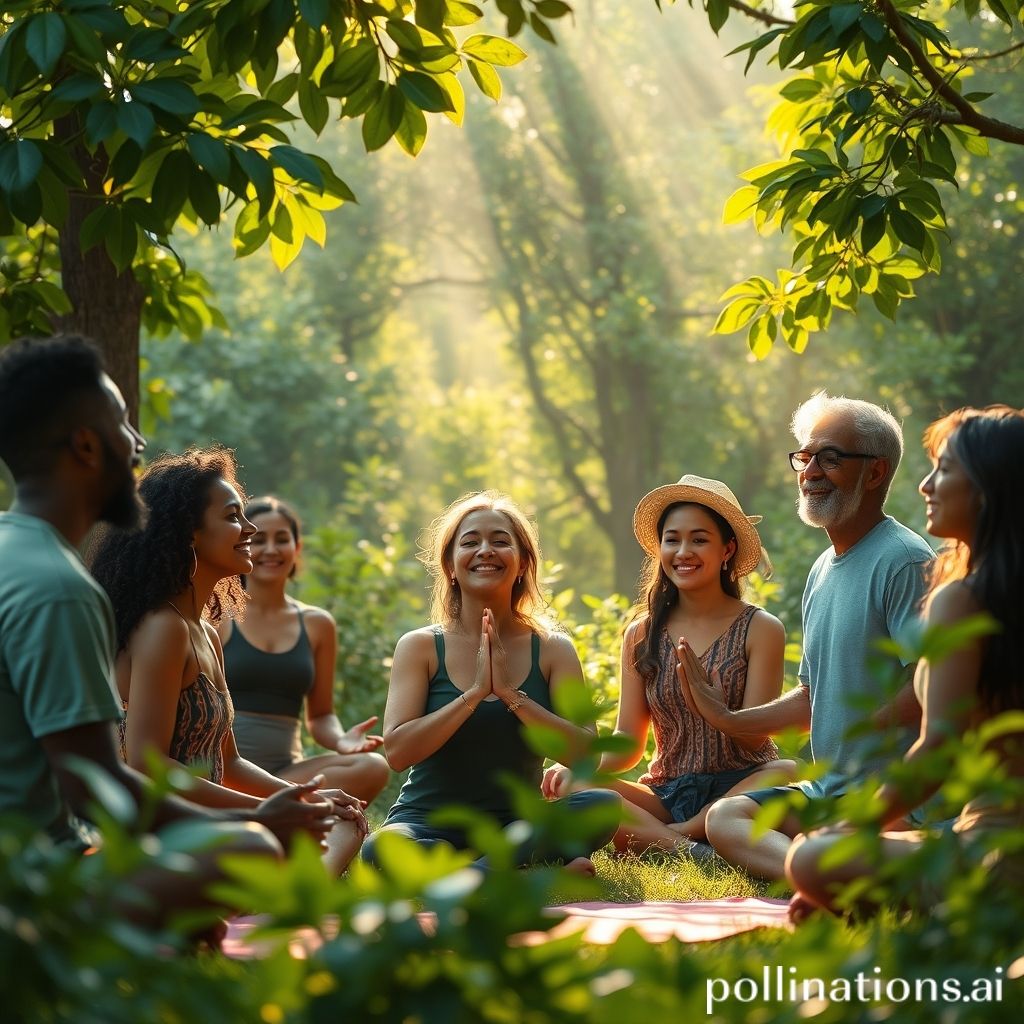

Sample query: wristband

[460,691,474,711]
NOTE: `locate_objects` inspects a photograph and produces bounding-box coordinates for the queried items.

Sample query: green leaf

[444,1,484,26]
[150,149,193,224]
[468,58,501,101]
[415,0,446,33]
[361,84,405,152]
[846,87,872,115]
[32,279,73,315]
[859,11,887,42]
[188,170,221,226]
[890,208,926,252]
[706,0,730,34]
[25,12,67,76]
[722,184,758,225]
[528,11,557,43]
[79,204,117,254]
[130,79,201,117]
[51,73,104,103]
[829,3,861,35]
[117,101,156,149]
[234,148,275,216]
[84,101,117,146]
[270,145,324,189]
[779,77,823,102]
[0,140,43,194]
[860,211,886,255]
[187,134,232,185]
[298,0,330,28]
[712,297,762,335]
[395,98,428,157]
[747,312,777,360]
[462,33,527,66]
[108,140,142,187]
[298,76,331,134]
[397,71,454,113]
[105,207,138,270]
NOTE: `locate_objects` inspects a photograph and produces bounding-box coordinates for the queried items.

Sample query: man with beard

[679,392,934,880]
[0,336,339,929]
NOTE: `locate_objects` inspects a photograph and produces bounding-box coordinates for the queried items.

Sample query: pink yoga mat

[223,898,790,958]
[515,898,792,946]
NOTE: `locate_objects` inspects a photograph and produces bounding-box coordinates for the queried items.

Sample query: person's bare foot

[788,893,818,925]
[564,857,596,876]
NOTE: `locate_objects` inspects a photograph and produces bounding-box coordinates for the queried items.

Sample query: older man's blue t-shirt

[798,516,934,798]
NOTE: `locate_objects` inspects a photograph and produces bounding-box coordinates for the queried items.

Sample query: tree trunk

[54,118,143,424]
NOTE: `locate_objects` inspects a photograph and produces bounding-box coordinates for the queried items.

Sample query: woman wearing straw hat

[543,475,797,854]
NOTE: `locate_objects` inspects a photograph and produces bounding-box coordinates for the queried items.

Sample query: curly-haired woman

[89,447,365,875]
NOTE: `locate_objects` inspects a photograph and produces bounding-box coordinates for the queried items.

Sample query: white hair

[791,391,904,503]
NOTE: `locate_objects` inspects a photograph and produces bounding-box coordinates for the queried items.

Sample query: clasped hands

[465,608,522,708]
[675,637,729,725]
[255,774,368,847]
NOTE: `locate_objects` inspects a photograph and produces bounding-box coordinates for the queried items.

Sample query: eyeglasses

[788,448,878,472]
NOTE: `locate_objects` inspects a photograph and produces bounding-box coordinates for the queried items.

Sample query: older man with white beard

[678,392,934,880]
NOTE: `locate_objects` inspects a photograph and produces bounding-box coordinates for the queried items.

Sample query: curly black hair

[90,447,248,651]
[0,335,106,480]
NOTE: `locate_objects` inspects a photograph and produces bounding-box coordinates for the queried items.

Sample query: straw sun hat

[632,474,767,579]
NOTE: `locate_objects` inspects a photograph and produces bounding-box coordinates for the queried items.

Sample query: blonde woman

[362,491,619,873]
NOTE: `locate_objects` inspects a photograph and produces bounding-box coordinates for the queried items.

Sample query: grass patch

[546,846,788,905]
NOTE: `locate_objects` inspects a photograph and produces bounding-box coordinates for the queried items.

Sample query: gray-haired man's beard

[797,479,865,529]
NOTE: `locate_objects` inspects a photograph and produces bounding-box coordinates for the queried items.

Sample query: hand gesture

[676,637,729,725]
[316,786,369,837]
[468,609,495,701]
[541,763,573,800]
[253,776,338,847]
[336,716,384,754]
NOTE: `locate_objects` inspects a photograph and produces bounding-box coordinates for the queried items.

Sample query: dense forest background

[2,3,1020,732]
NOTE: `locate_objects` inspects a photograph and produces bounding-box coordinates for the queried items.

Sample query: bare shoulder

[926,580,983,625]
[296,602,337,641]
[394,626,440,658]
[129,606,189,658]
[541,630,580,659]
[623,617,648,644]
[748,607,785,643]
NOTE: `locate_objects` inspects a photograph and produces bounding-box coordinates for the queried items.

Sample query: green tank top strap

[431,627,451,682]
[530,631,540,671]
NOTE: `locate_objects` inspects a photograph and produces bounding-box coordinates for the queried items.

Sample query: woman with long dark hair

[218,496,389,805]
[90,448,366,875]
[786,405,1024,914]
[544,475,796,853]
[361,491,619,873]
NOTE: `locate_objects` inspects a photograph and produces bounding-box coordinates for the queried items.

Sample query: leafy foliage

[674,0,1024,356]
[0,0,572,345]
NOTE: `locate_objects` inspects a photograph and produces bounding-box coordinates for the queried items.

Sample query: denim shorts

[650,764,765,823]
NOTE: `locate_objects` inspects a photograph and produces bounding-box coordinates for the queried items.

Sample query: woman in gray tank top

[218,497,389,808]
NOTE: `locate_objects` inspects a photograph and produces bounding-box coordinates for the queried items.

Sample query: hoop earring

[189,545,198,581]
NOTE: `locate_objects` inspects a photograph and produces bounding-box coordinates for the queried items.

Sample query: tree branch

[878,0,1024,145]
[727,0,793,28]
[959,40,1024,63]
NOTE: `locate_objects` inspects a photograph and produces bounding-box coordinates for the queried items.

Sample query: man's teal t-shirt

[798,516,934,798]
[0,512,122,841]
